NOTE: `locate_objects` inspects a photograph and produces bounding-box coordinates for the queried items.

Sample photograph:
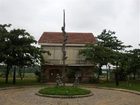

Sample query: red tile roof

[38,32,96,44]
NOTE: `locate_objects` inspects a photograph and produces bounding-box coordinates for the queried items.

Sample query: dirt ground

[0,87,140,105]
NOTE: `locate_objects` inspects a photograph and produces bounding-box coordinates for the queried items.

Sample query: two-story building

[38,32,96,82]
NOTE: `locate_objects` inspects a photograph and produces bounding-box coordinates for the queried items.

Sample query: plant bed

[36,86,93,98]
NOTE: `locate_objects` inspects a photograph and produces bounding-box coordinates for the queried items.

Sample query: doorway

[49,69,61,82]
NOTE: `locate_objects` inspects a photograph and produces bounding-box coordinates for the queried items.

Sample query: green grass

[39,86,91,96]
[0,73,43,88]
[0,78,44,88]
[97,80,140,92]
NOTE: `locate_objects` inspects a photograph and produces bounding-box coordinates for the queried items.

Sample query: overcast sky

[0,0,139,48]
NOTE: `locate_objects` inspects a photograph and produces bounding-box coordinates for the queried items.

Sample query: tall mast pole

[62,9,67,86]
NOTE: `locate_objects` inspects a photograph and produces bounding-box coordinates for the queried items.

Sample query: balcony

[45,59,94,66]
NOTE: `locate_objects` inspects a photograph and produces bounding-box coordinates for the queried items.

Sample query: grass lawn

[0,78,44,88]
[39,86,91,96]
[0,73,44,88]
[97,80,140,92]
[0,72,139,92]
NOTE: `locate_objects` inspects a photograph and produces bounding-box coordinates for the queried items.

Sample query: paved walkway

[0,87,140,105]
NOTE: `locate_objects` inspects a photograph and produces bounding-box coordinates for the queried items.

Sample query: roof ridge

[38,32,96,44]
[44,32,93,34]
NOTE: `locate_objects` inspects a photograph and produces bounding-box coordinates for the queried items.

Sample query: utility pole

[61,10,68,86]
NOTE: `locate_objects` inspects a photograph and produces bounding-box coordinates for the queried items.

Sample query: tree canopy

[0,24,43,84]
[80,29,138,85]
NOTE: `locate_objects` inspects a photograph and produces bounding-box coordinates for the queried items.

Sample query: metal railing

[45,59,92,65]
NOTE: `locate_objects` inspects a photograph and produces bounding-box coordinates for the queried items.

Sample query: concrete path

[0,87,140,105]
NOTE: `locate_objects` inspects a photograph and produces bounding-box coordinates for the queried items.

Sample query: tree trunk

[19,67,24,80]
[107,69,109,81]
[106,65,109,81]
[61,10,67,86]
[62,66,66,86]
[115,62,119,86]
[23,67,25,79]
[5,65,10,84]
[97,71,100,80]
[13,66,16,85]
[115,72,119,86]
[97,65,102,81]
[133,69,136,80]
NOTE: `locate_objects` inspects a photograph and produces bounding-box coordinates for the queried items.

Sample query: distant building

[38,32,96,82]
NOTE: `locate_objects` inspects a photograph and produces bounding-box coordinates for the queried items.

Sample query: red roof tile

[38,32,96,44]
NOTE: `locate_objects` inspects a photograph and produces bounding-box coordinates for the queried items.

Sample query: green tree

[80,43,114,81]
[80,29,129,86]
[0,24,11,83]
[97,29,126,50]
[128,49,140,80]
[0,24,44,84]
[98,29,131,86]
